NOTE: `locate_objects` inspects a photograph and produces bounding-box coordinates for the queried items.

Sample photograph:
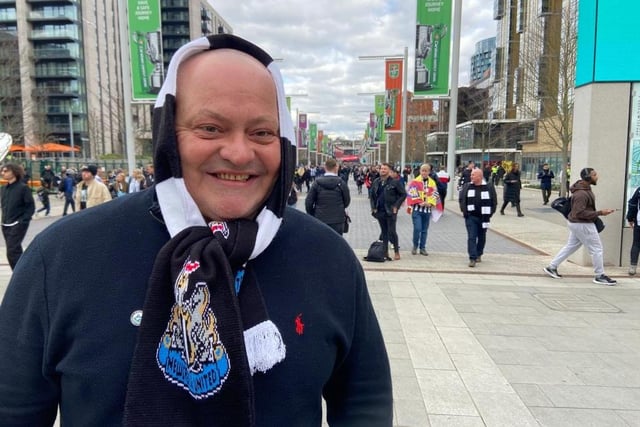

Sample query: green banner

[374,95,387,142]
[415,0,452,96]
[128,0,163,101]
[309,123,317,151]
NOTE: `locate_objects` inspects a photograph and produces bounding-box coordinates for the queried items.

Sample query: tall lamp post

[359,48,409,172]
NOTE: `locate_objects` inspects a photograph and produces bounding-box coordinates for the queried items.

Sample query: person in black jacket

[305,158,351,235]
[0,34,392,426]
[500,162,524,217]
[0,163,35,269]
[459,168,497,267]
[625,186,640,276]
[370,162,407,260]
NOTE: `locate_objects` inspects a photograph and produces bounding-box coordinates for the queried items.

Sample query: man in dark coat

[0,163,35,269]
[500,162,524,217]
[370,162,407,260]
[459,168,497,267]
[305,158,351,235]
[537,163,555,205]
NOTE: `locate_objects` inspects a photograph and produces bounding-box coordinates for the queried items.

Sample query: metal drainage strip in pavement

[532,293,622,313]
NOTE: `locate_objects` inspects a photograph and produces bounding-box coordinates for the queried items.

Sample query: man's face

[590,170,599,185]
[471,169,483,184]
[175,49,281,221]
[379,164,390,178]
[1,167,14,182]
[543,164,549,170]
[81,170,93,182]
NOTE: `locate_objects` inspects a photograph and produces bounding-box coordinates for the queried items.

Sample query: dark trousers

[63,194,75,215]
[326,222,344,236]
[500,200,522,215]
[631,224,640,265]
[2,222,29,270]
[37,201,50,215]
[375,211,399,255]
[464,215,487,261]
[541,187,552,204]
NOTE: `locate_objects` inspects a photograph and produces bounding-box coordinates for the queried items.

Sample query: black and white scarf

[463,182,494,228]
[123,34,296,426]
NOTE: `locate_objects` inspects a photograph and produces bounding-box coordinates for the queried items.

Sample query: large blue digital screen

[576,0,640,87]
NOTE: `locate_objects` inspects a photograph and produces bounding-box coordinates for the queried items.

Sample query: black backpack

[364,240,386,262]
[551,196,571,218]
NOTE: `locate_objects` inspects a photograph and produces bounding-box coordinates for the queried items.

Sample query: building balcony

[30,29,78,41]
[34,87,80,98]
[34,48,79,60]
[162,12,189,22]
[161,0,188,9]
[28,0,78,4]
[34,69,80,79]
[162,26,190,36]
[0,11,16,22]
[28,10,77,23]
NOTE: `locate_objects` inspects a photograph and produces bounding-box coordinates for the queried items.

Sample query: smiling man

[0,34,392,426]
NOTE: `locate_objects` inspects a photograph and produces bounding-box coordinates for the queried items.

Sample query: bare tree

[0,32,24,143]
[457,86,506,163]
[517,0,577,196]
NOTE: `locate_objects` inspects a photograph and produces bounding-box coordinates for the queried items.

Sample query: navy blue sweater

[0,189,392,426]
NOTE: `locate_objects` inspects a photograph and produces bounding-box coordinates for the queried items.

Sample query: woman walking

[500,163,524,217]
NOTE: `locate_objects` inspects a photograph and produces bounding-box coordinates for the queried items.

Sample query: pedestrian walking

[459,168,497,267]
[626,185,640,276]
[500,162,524,217]
[0,163,35,269]
[537,163,555,205]
[543,167,617,285]
[35,185,50,216]
[305,158,351,235]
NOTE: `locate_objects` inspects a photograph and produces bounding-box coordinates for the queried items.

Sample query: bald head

[471,168,483,185]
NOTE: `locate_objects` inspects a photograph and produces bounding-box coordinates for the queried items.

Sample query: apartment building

[491,0,576,178]
[0,0,231,159]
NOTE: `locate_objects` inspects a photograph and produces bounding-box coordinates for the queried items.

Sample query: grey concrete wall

[571,83,631,267]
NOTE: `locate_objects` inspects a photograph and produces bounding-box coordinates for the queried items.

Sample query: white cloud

[209,0,495,139]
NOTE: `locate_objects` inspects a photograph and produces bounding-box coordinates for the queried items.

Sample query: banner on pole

[384,59,403,132]
[309,123,317,151]
[128,0,164,101]
[298,113,307,148]
[414,0,452,96]
[374,95,387,141]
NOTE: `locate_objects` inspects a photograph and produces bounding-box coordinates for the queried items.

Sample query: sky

[211,0,496,140]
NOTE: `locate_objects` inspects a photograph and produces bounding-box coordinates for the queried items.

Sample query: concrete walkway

[1,184,638,426]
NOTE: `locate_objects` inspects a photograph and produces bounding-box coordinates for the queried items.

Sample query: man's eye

[199,125,219,133]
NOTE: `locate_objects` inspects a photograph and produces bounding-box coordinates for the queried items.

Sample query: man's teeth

[217,173,250,181]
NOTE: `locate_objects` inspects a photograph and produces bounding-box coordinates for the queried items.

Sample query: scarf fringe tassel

[244,320,286,375]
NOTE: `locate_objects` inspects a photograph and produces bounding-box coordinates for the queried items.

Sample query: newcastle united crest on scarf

[156,257,230,399]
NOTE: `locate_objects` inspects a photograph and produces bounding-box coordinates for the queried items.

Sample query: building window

[516,0,527,33]
[494,0,504,20]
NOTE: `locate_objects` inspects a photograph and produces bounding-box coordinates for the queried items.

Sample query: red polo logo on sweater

[295,313,304,335]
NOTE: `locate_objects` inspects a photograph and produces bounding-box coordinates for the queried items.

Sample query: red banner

[384,59,403,132]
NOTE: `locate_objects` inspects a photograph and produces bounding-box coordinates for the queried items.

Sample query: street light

[357,47,410,169]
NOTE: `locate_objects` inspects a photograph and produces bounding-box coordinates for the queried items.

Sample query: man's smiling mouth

[216,173,250,181]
